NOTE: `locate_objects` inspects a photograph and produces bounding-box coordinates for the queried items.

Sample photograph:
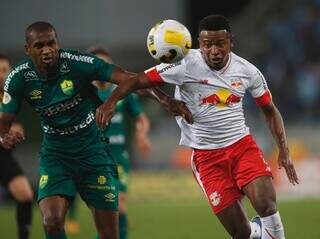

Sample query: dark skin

[97,29,298,238]
[0,27,192,239]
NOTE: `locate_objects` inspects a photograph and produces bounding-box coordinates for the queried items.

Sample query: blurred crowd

[262,0,320,122]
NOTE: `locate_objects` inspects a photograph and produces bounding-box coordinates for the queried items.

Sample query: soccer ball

[147,20,192,63]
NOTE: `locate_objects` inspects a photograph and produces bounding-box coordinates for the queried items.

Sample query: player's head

[198,15,233,70]
[25,21,60,75]
[87,46,113,89]
[87,46,114,64]
[0,54,11,85]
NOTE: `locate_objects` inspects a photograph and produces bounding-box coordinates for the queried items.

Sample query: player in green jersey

[0,22,192,239]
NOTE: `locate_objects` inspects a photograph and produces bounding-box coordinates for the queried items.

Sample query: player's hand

[96,101,116,129]
[278,148,299,185]
[163,98,193,124]
[0,131,25,150]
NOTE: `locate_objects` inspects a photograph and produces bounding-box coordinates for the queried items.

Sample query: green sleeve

[125,93,143,117]
[90,55,115,82]
[1,71,24,113]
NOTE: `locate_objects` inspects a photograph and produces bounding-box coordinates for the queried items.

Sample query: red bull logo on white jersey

[201,89,241,108]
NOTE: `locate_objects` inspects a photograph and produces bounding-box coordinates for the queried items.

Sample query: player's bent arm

[107,66,193,123]
[260,102,288,152]
[109,66,174,108]
[260,102,299,185]
[95,68,162,129]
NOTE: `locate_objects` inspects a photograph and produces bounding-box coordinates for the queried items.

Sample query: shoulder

[230,52,262,76]
[184,49,202,65]
[4,59,31,91]
[60,49,97,65]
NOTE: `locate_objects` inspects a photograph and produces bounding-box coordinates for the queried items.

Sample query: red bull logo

[201,89,241,108]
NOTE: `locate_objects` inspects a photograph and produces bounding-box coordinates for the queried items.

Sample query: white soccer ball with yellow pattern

[147,20,192,63]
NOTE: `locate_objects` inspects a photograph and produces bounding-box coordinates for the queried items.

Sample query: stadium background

[0,0,320,238]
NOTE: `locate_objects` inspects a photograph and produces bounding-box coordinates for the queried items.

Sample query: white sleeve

[144,60,186,85]
[248,68,269,98]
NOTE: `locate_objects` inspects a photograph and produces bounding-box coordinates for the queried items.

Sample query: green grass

[1,170,320,238]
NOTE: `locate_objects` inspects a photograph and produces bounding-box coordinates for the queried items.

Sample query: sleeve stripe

[255,91,272,106]
[144,68,164,83]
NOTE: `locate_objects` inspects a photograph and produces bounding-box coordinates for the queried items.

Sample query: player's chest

[23,72,83,109]
[182,71,250,106]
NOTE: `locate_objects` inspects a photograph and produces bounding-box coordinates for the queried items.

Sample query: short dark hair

[86,46,111,58]
[198,15,231,34]
[25,21,57,43]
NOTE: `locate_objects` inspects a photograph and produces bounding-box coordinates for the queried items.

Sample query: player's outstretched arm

[96,67,193,128]
[0,112,24,149]
[260,102,299,185]
[96,68,158,129]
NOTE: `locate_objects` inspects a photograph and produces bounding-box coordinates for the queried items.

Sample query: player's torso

[177,50,252,116]
[175,50,253,149]
[21,55,96,136]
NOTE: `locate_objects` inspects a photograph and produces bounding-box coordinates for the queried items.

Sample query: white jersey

[145,49,271,149]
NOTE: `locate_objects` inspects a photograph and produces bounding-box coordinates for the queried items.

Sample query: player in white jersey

[96,15,299,239]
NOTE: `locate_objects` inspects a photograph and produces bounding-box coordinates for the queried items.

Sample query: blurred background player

[66,47,151,239]
[0,54,33,239]
[97,15,299,239]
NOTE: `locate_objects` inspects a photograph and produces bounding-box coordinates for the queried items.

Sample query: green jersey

[2,49,114,164]
[98,86,143,150]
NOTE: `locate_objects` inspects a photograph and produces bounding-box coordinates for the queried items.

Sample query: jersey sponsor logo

[42,111,94,135]
[60,52,94,64]
[158,61,182,74]
[104,193,116,202]
[209,191,221,206]
[24,71,39,81]
[200,79,209,84]
[98,176,107,185]
[41,94,82,117]
[231,79,242,88]
[60,62,70,73]
[39,175,49,189]
[29,90,42,100]
[201,89,241,108]
[4,62,29,91]
[60,79,74,95]
[2,92,12,104]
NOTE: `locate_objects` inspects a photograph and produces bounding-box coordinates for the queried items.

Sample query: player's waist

[42,112,95,136]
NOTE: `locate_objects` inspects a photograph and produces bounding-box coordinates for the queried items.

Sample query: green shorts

[37,150,119,211]
[110,147,130,193]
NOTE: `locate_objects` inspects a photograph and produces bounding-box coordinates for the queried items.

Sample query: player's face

[25,29,60,75]
[198,30,232,70]
[0,59,11,83]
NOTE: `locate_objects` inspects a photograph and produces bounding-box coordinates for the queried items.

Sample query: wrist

[159,95,171,105]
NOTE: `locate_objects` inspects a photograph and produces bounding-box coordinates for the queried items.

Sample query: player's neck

[35,63,59,79]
